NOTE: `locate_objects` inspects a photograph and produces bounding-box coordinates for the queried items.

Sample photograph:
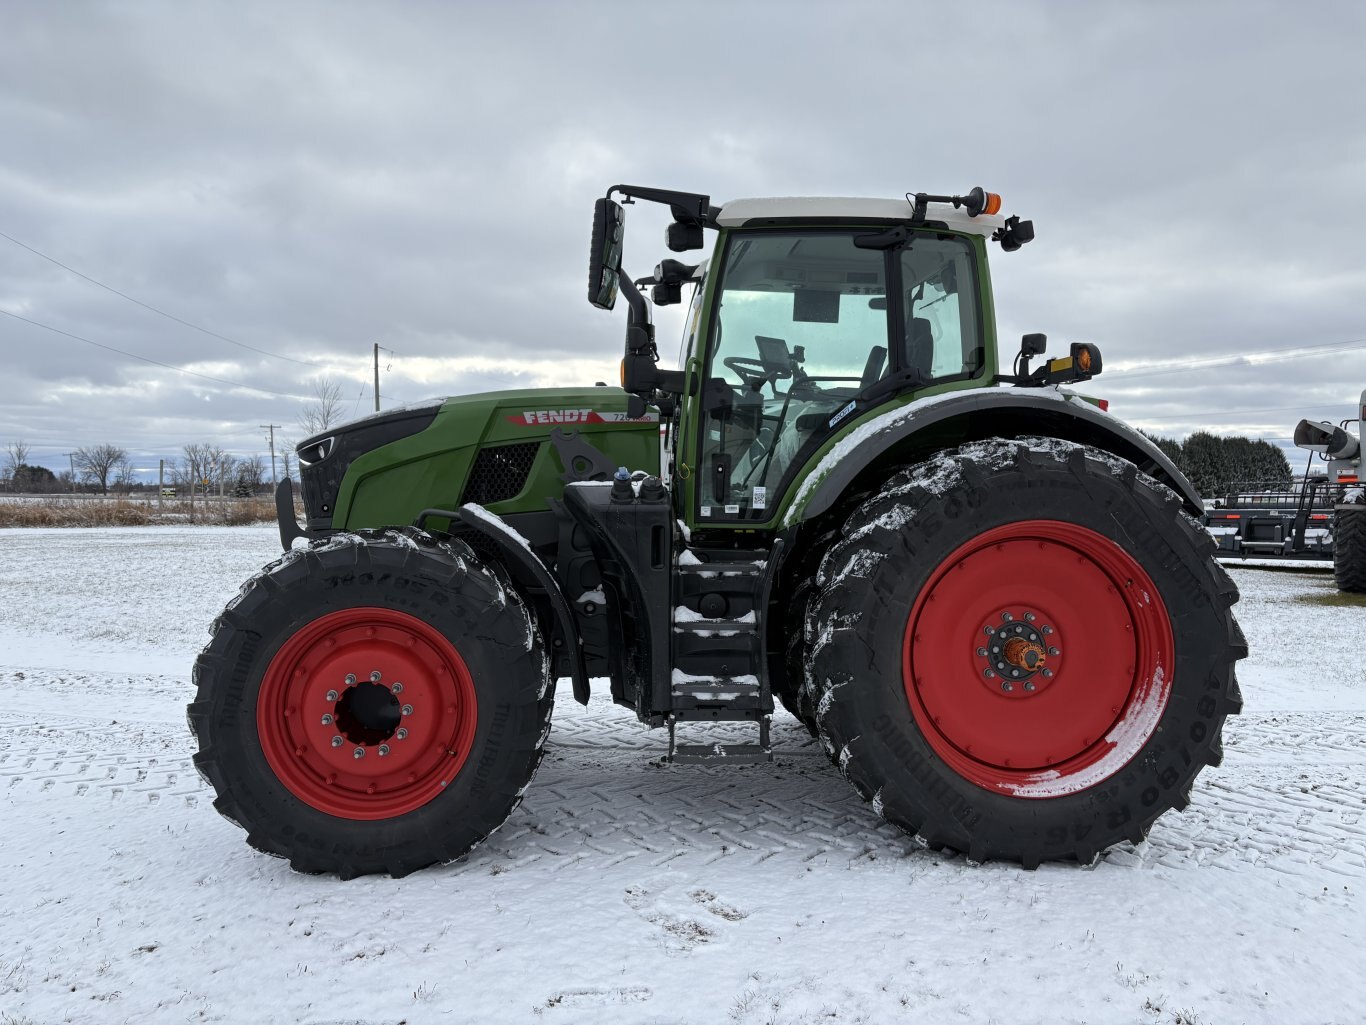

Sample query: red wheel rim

[257,607,478,820]
[902,520,1173,799]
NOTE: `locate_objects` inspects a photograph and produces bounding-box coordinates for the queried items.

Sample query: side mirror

[588,198,625,310]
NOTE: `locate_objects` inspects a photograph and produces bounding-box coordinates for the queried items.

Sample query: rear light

[1310,514,1330,521]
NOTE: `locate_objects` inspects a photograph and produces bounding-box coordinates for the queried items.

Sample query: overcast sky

[3,1,1364,480]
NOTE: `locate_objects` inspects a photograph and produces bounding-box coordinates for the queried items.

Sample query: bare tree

[74,444,129,496]
[235,455,267,496]
[4,440,30,490]
[175,443,217,521]
[298,377,346,437]
[114,456,137,494]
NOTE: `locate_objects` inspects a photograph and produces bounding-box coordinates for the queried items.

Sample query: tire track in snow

[2,703,1363,875]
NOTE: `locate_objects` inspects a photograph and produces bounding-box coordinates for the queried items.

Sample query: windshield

[696,229,981,520]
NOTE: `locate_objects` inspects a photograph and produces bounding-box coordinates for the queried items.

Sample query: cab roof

[716,196,1007,237]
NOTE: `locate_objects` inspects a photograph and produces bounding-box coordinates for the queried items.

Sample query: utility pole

[374,342,381,413]
[260,424,280,485]
[64,452,76,493]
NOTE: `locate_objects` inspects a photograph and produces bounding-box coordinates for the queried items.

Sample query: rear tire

[1334,505,1366,592]
[806,439,1245,866]
[189,528,553,878]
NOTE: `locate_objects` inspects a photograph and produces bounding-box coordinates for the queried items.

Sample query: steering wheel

[724,356,791,392]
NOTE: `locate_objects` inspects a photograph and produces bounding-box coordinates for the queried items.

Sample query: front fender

[781,388,1203,525]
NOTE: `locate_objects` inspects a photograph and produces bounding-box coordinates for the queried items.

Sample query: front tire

[190,529,553,878]
[806,439,1245,866]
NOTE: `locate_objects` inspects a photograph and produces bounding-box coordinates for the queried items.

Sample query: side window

[901,238,981,379]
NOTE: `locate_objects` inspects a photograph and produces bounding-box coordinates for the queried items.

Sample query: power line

[0,227,328,368]
[0,306,302,399]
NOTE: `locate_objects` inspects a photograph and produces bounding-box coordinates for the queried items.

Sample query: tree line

[2,377,350,499]
[1141,430,1292,498]
[2,439,274,498]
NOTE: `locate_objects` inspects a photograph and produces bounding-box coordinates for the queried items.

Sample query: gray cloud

[2,0,1363,478]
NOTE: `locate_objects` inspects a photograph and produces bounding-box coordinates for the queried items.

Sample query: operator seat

[904,317,934,379]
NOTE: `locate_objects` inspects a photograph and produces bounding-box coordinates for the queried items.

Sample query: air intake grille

[461,442,540,505]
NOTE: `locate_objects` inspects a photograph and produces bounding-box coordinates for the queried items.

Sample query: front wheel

[805,439,1245,866]
[189,529,553,878]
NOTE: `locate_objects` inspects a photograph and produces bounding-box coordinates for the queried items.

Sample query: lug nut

[353,747,365,759]
[331,736,343,748]
[1024,613,1036,622]
[1001,612,1014,622]
[977,647,988,657]
[325,690,339,702]
[983,626,995,636]
[1011,669,1021,678]
[401,704,414,717]
[396,728,408,740]
[378,744,390,757]
[392,682,403,694]
[1042,668,1054,679]
[1048,646,1061,656]
[1042,626,1054,635]
[1024,681,1036,692]
[344,674,357,685]
[370,671,383,682]
[320,713,333,725]
[984,669,996,679]
[1001,682,1014,692]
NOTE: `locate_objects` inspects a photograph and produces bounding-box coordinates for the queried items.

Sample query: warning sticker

[752,486,767,510]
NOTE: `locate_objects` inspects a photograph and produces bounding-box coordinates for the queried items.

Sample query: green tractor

[190,185,1245,877]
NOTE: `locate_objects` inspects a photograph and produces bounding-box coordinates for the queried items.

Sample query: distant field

[0,494,283,527]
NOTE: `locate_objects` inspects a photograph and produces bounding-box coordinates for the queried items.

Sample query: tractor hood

[298,387,662,533]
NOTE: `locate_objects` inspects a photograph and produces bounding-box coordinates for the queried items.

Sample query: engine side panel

[321,388,661,532]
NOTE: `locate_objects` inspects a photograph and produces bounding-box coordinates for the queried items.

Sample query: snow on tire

[804,438,1246,867]
[189,528,553,878]
[1333,505,1366,593]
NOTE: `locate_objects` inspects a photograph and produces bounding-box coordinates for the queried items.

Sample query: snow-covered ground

[1,526,1363,1025]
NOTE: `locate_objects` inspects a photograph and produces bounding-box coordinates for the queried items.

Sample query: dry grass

[0,497,281,528]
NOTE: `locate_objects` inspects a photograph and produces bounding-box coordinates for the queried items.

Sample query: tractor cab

[589,186,1065,527]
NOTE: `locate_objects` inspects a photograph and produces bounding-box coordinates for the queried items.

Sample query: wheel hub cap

[257,607,478,820]
[903,521,1174,798]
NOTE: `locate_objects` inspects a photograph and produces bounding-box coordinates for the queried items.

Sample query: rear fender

[783,389,1203,527]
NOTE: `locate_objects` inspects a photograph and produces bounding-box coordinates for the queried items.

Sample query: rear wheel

[190,529,552,878]
[806,439,1245,866]
[1334,505,1366,592]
